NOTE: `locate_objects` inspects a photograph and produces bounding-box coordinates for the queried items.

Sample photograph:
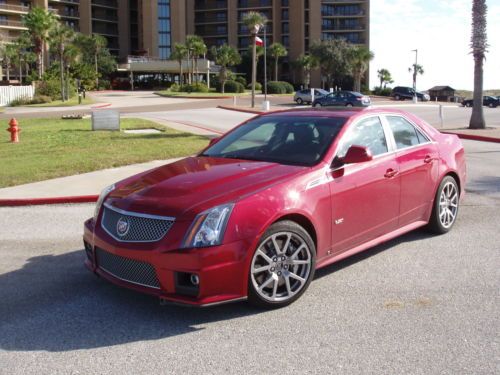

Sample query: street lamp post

[251,24,260,108]
[412,49,418,103]
[263,24,267,102]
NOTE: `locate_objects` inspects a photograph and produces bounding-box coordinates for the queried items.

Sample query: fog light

[190,274,200,286]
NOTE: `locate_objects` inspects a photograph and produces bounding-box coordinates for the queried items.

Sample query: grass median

[0,117,209,188]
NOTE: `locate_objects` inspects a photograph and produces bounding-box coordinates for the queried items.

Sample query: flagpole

[263,25,267,102]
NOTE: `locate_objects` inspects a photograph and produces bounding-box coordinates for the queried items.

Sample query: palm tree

[0,44,17,82]
[242,11,267,107]
[348,45,374,92]
[22,7,57,79]
[50,23,75,101]
[211,44,241,93]
[469,0,488,129]
[63,44,80,100]
[377,68,393,88]
[408,63,424,91]
[269,42,287,81]
[186,35,206,84]
[89,34,107,89]
[171,43,188,86]
[295,54,318,88]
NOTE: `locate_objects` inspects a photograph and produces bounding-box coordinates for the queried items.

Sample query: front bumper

[83,218,253,306]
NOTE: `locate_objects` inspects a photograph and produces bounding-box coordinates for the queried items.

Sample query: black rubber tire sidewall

[426,176,459,234]
[248,220,316,309]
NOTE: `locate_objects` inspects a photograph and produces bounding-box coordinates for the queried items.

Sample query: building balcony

[0,19,27,30]
[0,4,30,15]
[195,16,228,24]
[237,0,272,9]
[91,0,118,9]
[194,1,228,11]
[49,0,81,5]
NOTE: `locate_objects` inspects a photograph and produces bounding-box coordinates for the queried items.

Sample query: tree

[22,7,57,78]
[377,68,393,88]
[408,63,424,90]
[0,44,17,81]
[348,45,374,92]
[171,43,188,86]
[269,42,287,81]
[50,23,75,101]
[63,44,80,100]
[211,44,241,93]
[242,11,267,107]
[310,38,350,89]
[294,54,318,88]
[186,35,206,84]
[89,34,107,89]
[469,0,488,129]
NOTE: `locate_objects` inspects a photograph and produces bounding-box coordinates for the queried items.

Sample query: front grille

[101,203,174,242]
[96,248,160,289]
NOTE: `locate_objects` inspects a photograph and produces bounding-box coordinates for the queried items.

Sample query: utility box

[92,110,120,131]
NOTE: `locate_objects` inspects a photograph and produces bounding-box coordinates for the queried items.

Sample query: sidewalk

[0,158,180,205]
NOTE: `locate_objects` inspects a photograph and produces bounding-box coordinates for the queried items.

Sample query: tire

[426,176,460,234]
[296,98,303,105]
[394,94,401,101]
[465,102,471,107]
[248,220,316,309]
[346,103,353,107]
[314,102,322,108]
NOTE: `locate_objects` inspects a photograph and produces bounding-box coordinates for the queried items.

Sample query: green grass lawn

[155,89,254,97]
[0,117,209,188]
[26,96,94,107]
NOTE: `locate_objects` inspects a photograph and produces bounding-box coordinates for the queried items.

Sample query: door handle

[384,168,398,178]
[424,155,433,164]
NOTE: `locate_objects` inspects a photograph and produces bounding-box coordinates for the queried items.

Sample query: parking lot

[0,139,498,374]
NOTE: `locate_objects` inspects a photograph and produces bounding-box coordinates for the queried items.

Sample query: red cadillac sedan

[83,108,466,308]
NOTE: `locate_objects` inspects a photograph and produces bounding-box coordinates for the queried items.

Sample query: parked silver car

[294,88,330,105]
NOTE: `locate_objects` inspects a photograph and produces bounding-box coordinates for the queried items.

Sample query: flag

[255,36,263,46]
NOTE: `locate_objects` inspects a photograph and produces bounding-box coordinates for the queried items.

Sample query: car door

[383,115,439,226]
[328,116,400,254]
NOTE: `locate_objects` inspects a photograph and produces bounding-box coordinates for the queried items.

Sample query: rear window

[386,116,429,149]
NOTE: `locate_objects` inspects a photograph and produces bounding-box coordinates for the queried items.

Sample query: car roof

[259,107,414,120]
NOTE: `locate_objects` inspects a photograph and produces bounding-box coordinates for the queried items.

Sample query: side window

[337,116,388,157]
[386,116,427,149]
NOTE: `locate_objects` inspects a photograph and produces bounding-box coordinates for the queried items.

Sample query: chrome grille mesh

[101,204,174,242]
[96,248,160,289]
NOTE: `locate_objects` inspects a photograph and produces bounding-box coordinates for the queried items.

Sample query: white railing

[0,85,34,106]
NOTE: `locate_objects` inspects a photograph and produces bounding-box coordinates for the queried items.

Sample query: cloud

[369,0,499,90]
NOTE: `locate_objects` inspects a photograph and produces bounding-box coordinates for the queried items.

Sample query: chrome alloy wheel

[250,232,312,302]
[439,181,459,228]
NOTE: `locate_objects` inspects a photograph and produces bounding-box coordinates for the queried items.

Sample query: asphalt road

[0,140,498,374]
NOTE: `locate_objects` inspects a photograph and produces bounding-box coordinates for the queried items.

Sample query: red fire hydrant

[7,118,20,143]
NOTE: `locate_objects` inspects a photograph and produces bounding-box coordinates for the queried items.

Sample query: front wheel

[426,176,460,234]
[314,102,322,108]
[248,221,316,309]
[345,103,353,107]
[296,98,303,105]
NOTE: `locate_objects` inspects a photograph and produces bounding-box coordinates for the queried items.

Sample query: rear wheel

[314,102,322,108]
[394,94,401,100]
[248,221,316,309]
[465,102,472,107]
[296,98,303,105]
[426,176,459,234]
[346,103,353,107]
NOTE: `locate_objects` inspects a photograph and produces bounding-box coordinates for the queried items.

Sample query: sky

[369,0,500,91]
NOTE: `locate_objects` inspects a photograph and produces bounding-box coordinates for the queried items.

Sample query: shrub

[372,86,392,96]
[170,83,181,92]
[267,81,294,94]
[218,80,245,93]
[36,79,76,100]
[180,82,209,93]
[9,97,31,107]
[30,95,52,104]
[235,75,247,86]
[247,82,262,91]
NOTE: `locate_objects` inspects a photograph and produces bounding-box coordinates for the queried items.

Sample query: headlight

[182,203,234,248]
[93,184,115,222]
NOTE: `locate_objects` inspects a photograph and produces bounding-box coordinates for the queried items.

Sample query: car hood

[106,156,306,220]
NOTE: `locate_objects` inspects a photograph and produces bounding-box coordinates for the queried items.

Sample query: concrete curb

[217,105,267,114]
[0,195,98,207]
[156,93,234,99]
[91,103,112,109]
[440,131,500,144]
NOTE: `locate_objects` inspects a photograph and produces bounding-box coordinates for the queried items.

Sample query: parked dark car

[461,96,499,108]
[312,91,371,108]
[391,86,430,101]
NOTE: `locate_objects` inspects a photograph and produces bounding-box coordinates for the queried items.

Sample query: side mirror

[208,137,221,146]
[343,145,373,164]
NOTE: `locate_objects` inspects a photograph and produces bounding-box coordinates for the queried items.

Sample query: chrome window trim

[103,202,175,221]
[380,113,434,151]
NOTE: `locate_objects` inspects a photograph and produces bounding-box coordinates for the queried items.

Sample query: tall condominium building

[1,0,369,84]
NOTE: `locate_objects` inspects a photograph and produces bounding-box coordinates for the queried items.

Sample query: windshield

[201,115,347,166]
